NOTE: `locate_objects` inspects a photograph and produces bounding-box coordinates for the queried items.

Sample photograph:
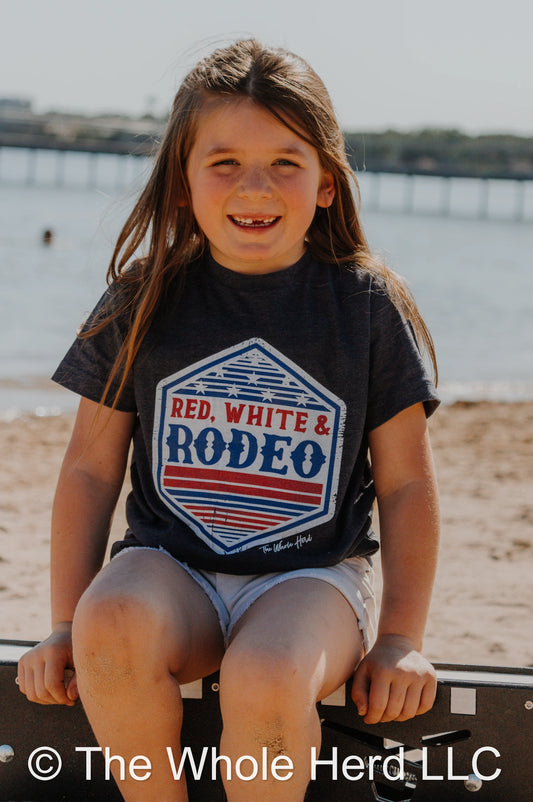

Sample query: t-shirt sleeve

[51,286,137,412]
[366,282,439,431]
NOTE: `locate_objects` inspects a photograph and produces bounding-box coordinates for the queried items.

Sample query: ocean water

[1,148,532,417]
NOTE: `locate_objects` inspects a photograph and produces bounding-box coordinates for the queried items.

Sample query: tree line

[344,129,533,179]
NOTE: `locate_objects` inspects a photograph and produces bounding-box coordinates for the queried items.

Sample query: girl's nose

[236,167,273,199]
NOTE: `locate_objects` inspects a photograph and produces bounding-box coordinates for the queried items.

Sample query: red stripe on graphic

[163,477,321,505]
[163,465,322,495]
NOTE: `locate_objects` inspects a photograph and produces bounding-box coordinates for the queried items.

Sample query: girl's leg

[72,549,224,802]
[219,578,365,802]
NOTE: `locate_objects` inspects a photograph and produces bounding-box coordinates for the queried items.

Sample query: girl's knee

[75,584,146,645]
[72,582,176,683]
[220,640,314,717]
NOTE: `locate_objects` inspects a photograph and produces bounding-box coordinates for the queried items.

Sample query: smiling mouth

[229,215,280,229]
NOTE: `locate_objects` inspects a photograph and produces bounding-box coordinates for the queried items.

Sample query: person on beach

[18,39,440,801]
[41,228,54,245]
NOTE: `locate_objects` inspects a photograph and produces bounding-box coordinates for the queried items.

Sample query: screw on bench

[0,744,15,764]
[464,774,482,792]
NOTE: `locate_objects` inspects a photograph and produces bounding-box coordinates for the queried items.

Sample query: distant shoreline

[2,107,533,179]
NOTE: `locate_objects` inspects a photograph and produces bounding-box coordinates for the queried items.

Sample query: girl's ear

[316,171,336,208]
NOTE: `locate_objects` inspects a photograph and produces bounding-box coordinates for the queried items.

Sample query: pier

[359,170,531,222]
[0,129,155,157]
[0,110,157,192]
[0,106,158,156]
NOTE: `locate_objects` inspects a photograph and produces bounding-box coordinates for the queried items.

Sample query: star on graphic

[295,393,309,406]
[194,380,207,394]
[247,372,259,385]
[213,367,225,379]
[226,384,240,397]
[248,351,263,367]
[261,388,275,402]
[281,374,293,387]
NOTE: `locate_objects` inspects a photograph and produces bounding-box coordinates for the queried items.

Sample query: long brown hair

[84,38,437,407]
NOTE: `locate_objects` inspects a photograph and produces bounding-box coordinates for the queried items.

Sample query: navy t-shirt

[53,251,439,573]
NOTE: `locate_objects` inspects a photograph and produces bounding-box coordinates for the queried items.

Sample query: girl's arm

[17,397,136,706]
[351,401,440,723]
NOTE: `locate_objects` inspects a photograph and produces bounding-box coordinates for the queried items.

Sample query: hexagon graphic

[153,339,346,554]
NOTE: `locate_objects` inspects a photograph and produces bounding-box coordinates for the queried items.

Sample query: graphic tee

[53,251,439,573]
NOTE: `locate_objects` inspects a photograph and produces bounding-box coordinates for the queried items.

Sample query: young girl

[18,39,440,802]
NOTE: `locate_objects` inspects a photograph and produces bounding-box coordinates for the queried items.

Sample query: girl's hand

[17,623,78,706]
[351,634,436,724]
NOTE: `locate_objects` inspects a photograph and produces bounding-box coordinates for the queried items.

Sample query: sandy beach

[1,401,532,668]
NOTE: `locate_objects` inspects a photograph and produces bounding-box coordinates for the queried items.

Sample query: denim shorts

[114,546,377,652]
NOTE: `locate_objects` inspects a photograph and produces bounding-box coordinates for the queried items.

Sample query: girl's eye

[212,159,238,167]
[275,159,298,167]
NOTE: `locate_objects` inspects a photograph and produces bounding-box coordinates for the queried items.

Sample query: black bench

[1,639,532,800]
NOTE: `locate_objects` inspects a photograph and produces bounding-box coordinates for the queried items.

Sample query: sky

[2,0,533,135]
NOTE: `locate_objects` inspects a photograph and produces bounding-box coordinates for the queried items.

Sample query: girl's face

[186,98,335,274]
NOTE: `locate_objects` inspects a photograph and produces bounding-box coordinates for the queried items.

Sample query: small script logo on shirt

[260,532,313,554]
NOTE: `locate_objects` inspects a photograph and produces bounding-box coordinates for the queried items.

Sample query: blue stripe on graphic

[164,488,314,515]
